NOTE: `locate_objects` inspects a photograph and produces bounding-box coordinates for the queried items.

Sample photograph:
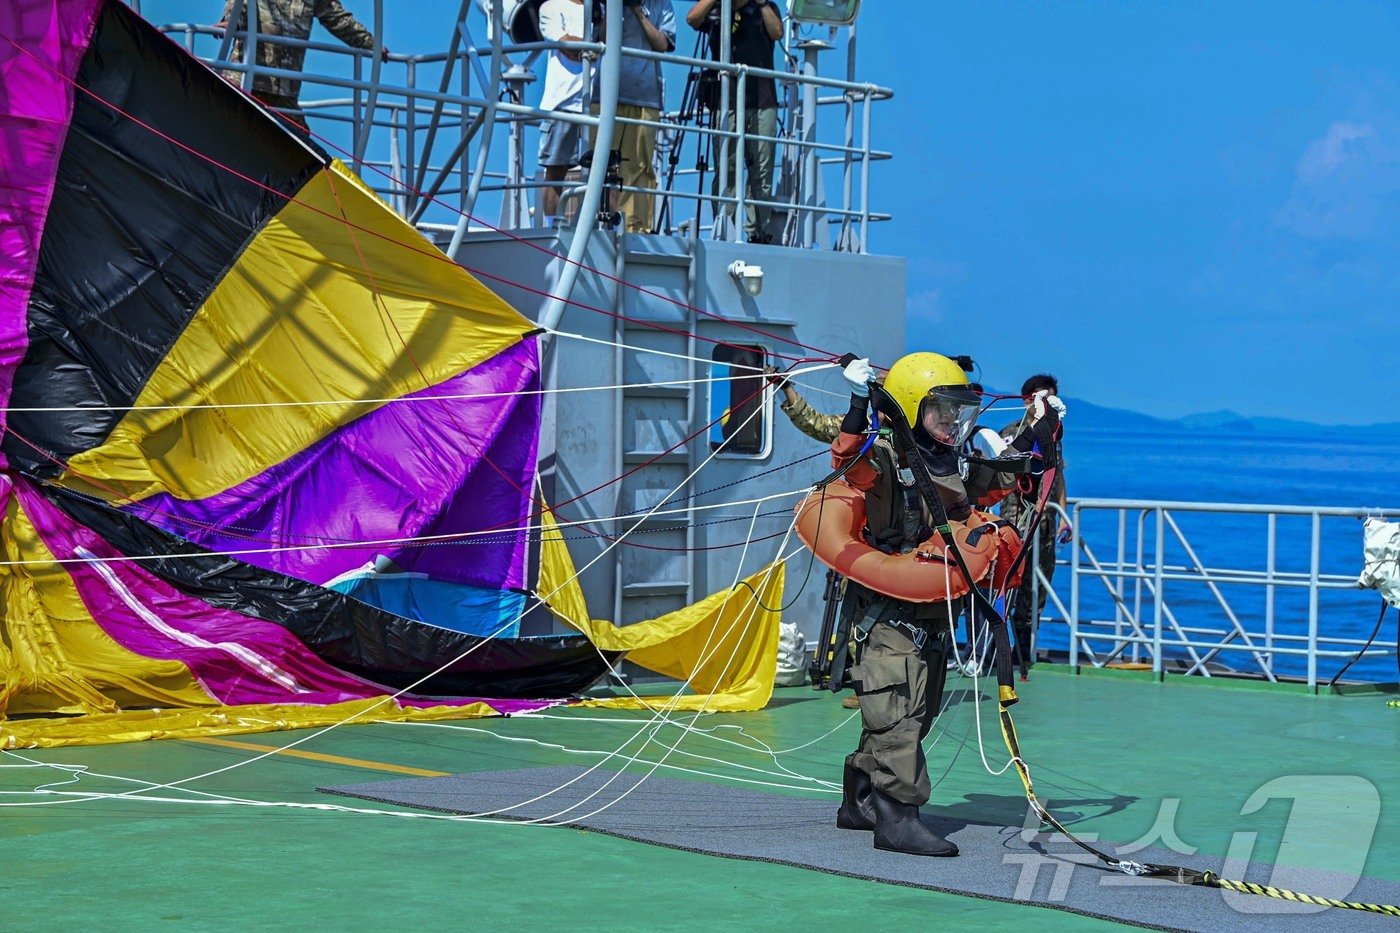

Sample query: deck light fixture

[790,0,861,26]
[728,260,765,297]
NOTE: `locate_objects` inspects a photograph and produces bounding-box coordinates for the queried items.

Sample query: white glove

[842,357,875,397]
[1030,389,1065,423]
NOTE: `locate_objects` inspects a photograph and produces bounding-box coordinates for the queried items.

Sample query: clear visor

[918,388,980,446]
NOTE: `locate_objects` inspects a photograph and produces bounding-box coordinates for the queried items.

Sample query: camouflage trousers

[1007,514,1059,666]
[849,604,953,806]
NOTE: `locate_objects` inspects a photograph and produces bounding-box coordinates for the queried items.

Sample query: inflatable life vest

[794,482,1023,603]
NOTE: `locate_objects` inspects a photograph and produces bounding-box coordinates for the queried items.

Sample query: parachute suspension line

[1,533,805,822]
[0,29,827,366]
[34,392,769,810]
[0,364,812,411]
[8,355,787,555]
[374,721,841,794]
[277,119,842,361]
[911,460,1400,918]
[0,481,805,569]
[548,330,837,377]
[528,508,795,827]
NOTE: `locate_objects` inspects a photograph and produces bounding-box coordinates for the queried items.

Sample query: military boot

[835,755,876,830]
[871,788,959,857]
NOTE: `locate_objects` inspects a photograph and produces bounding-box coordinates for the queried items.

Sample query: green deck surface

[3,667,1396,931]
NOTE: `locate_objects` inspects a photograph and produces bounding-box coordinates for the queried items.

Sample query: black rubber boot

[871,788,959,857]
[835,756,876,831]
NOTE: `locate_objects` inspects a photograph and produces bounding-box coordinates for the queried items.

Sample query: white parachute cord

[534,518,798,825]
[11,397,771,809]
[393,720,839,793]
[523,535,840,795]
[547,330,835,377]
[2,488,808,569]
[502,498,780,825]
[0,362,835,415]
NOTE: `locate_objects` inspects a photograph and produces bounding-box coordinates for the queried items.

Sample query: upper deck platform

[156,0,894,253]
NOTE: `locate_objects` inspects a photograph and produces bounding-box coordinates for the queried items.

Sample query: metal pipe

[404,58,418,215]
[215,0,244,66]
[535,0,624,343]
[859,89,872,252]
[1307,512,1321,690]
[410,0,472,199]
[798,41,825,248]
[837,22,856,250]
[1114,508,1126,657]
[446,0,507,260]
[1153,508,1165,679]
[388,105,404,215]
[242,0,259,93]
[717,0,733,241]
[352,0,386,166]
[734,69,748,243]
[1069,502,1081,671]
[1265,512,1276,677]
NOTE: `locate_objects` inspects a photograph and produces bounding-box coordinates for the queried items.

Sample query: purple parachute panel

[134,338,542,591]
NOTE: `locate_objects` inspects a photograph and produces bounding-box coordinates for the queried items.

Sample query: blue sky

[861,1,1400,422]
[142,1,1400,423]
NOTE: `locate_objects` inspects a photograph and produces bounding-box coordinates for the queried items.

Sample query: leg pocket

[853,652,914,733]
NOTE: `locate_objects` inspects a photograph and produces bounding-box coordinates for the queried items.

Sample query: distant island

[1049,398,1400,439]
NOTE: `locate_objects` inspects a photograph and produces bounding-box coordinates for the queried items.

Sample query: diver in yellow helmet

[881,351,983,450]
[824,350,1039,859]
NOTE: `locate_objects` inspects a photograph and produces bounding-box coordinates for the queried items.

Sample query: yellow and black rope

[867,382,1400,917]
[995,701,1400,916]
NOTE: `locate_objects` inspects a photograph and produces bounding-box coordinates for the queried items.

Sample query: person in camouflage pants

[218,0,388,128]
[766,367,858,703]
[999,374,1069,676]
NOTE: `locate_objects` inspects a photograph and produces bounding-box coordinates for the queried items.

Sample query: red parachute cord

[317,163,773,556]
[281,107,842,361]
[3,356,788,554]
[0,27,841,368]
[2,424,789,556]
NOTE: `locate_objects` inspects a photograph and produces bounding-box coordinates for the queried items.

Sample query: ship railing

[1023,499,1400,690]
[157,18,894,252]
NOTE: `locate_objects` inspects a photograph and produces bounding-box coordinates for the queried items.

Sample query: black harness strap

[871,385,1021,704]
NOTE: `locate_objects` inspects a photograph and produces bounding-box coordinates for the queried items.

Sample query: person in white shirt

[537,0,587,220]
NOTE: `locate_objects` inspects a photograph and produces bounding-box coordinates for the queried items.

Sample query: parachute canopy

[0,0,782,747]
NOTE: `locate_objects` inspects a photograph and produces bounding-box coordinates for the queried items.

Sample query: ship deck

[4,667,1397,931]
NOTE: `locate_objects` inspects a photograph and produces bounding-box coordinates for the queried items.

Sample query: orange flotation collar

[794,482,1021,603]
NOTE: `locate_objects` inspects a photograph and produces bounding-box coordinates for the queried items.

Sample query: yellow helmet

[881,352,981,445]
[882,352,969,422]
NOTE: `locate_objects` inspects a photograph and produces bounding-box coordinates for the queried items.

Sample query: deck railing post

[1070,502,1081,672]
[1265,513,1277,678]
[1115,508,1126,659]
[1307,512,1321,691]
[1153,508,1165,681]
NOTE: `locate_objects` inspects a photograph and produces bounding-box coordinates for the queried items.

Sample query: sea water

[1031,428,1400,683]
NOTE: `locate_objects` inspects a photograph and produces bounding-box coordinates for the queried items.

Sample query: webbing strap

[870,385,1019,704]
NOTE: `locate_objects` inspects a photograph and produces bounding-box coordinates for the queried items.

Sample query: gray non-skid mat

[319,766,1400,931]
